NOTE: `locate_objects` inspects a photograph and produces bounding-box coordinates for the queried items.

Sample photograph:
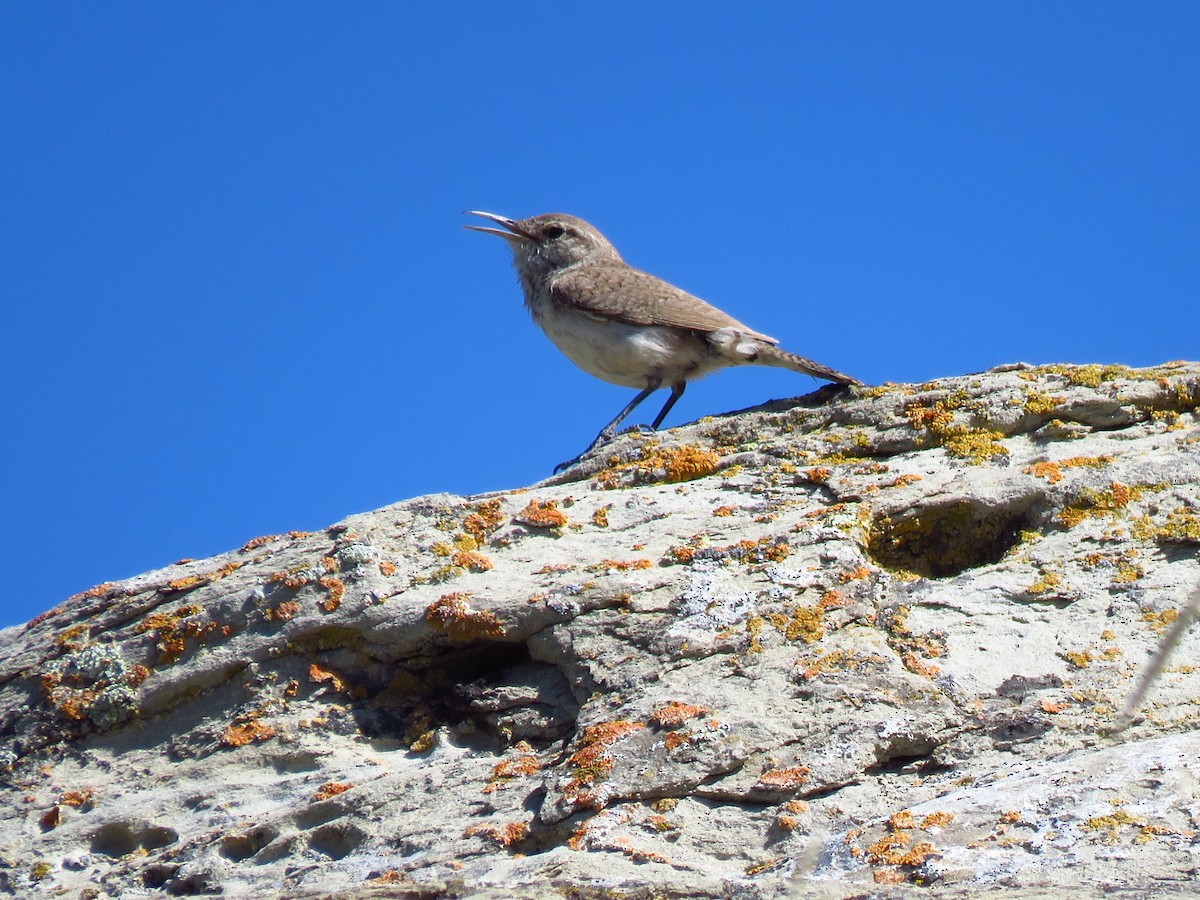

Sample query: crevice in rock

[866,497,1038,578]
[362,640,580,752]
[865,732,944,776]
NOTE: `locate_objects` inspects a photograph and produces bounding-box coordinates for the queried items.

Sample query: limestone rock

[1,361,1199,898]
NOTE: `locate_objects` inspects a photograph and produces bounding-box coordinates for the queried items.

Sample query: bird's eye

[543,225,566,240]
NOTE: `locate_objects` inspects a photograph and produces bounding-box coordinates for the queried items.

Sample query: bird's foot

[552,424,659,474]
[620,423,658,436]
[552,455,582,475]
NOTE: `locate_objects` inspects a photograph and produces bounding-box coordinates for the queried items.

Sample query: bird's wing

[550,265,778,344]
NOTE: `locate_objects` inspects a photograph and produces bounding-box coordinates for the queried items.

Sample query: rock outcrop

[2,361,1199,899]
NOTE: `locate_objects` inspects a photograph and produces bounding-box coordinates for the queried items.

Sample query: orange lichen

[660,445,721,482]
[370,871,412,885]
[665,534,790,566]
[901,652,940,678]
[318,576,345,612]
[535,563,575,575]
[515,498,568,529]
[265,600,301,621]
[586,558,652,572]
[567,721,644,791]
[308,663,348,693]
[59,789,95,809]
[462,499,505,542]
[424,593,505,640]
[804,467,831,484]
[867,830,936,868]
[612,839,671,865]
[649,701,710,728]
[837,566,872,583]
[920,811,954,828]
[596,442,721,487]
[712,505,736,517]
[379,560,397,576]
[463,821,528,847]
[221,720,276,747]
[483,752,542,793]
[1024,461,1065,484]
[489,754,542,780]
[135,605,224,664]
[451,550,494,572]
[662,534,706,564]
[165,560,244,594]
[313,782,353,801]
[1025,454,1113,484]
[268,569,311,590]
[591,506,611,527]
[755,766,811,791]
[663,731,690,751]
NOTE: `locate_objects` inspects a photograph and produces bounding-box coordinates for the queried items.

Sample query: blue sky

[2,5,1197,628]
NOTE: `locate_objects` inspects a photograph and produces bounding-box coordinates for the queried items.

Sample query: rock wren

[465,211,861,472]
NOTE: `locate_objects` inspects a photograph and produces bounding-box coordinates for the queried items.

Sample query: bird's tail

[755,344,862,386]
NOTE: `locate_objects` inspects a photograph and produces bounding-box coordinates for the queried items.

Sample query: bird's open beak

[462,210,533,242]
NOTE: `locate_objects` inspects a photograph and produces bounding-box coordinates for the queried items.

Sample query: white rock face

[2,361,1198,899]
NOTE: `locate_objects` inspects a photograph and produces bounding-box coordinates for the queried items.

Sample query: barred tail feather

[755,344,862,386]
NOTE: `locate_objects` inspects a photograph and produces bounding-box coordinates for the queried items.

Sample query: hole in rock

[366,641,579,749]
[141,825,178,851]
[141,864,178,888]
[220,825,279,861]
[308,822,366,859]
[91,822,178,857]
[866,751,935,775]
[91,823,138,857]
[866,499,1035,578]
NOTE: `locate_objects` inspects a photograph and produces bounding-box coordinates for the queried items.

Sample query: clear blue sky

[2,5,1197,628]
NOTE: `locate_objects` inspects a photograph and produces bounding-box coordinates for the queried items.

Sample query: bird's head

[464,211,622,278]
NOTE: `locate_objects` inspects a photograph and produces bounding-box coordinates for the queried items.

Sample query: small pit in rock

[91,822,179,858]
[220,825,279,861]
[308,822,367,859]
[866,498,1035,578]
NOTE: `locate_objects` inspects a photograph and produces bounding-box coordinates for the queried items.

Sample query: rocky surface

[2,361,1199,899]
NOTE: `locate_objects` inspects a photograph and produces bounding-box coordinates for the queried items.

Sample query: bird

[464,211,861,472]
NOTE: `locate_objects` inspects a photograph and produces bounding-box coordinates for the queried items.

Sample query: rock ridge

[1,361,1198,898]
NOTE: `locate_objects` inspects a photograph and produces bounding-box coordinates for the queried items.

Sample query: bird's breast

[528,298,714,389]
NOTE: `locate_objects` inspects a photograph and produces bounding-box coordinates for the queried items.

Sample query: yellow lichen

[1058,481,1154,528]
[1023,390,1063,414]
[1025,570,1062,595]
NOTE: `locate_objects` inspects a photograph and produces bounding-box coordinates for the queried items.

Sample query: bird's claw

[621,423,657,436]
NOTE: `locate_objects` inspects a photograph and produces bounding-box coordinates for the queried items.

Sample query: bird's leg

[617,382,687,436]
[649,381,686,430]
[553,378,661,474]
